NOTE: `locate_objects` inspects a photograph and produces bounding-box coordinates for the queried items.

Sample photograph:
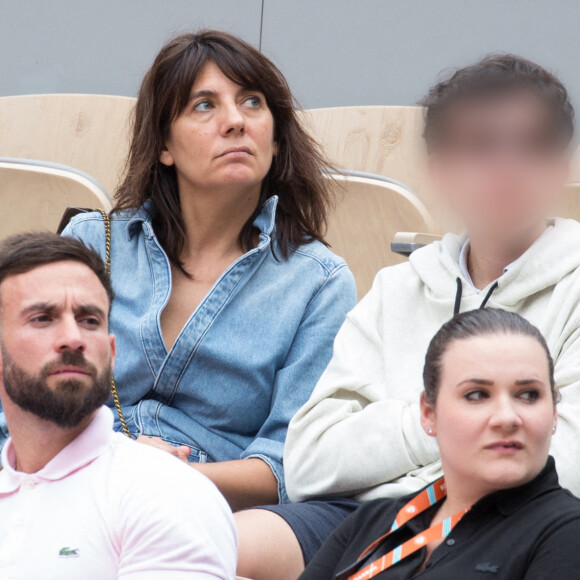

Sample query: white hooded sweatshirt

[285,218,580,503]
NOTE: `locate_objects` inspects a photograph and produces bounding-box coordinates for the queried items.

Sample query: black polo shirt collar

[471,456,558,517]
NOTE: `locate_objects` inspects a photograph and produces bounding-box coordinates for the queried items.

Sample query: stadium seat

[301,106,426,190]
[301,105,460,234]
[391,231,443,257]
[557,182,580,221]
[325,171,434,298]
[570,144,580,182]
[0,158,111,241]
[0,94,135,197]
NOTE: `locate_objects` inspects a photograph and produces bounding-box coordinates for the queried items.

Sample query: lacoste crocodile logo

[59,547,80,558]
[475,562,499,573]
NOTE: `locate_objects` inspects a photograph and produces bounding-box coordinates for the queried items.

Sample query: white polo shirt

[0,407,237,579]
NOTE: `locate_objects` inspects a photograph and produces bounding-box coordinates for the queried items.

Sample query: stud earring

[553,425,557,433]
[427,428,434,435]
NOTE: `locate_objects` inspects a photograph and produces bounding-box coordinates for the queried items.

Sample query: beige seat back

[301,106,427,190]
[300,106,457,234]
[0,94,136,197]
[0,160,112,241]
[326,173,433,299]
[570,145,580,183]
[556,182,580,221]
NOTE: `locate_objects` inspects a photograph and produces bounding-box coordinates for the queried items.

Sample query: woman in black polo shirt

[300,309,580,580]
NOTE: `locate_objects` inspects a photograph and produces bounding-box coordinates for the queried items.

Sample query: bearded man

[0,233,236,580]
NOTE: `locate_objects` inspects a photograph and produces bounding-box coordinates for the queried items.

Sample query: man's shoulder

[355,259,420,305]
[88,436,236,577]
[104,435,232,513]
[107,435,216,491]
[103,436,235,538]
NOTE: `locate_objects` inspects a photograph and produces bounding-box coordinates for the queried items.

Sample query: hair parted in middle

[423,308,556,405]
[115,29,334,273]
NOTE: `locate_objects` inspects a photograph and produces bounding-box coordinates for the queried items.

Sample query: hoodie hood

[409,218,580,309]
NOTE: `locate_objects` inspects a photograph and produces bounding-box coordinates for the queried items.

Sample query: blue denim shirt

[26,196,354,502]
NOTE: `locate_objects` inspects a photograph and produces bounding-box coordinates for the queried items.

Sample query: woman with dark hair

[301,309,580,579]
[62,30,356,511]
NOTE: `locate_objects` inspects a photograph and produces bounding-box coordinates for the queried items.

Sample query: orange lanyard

[344,478,470,580]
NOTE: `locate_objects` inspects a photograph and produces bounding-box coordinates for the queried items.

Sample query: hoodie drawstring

[479,281,499,309]
[453,278,500,316]
[453,278,463,316]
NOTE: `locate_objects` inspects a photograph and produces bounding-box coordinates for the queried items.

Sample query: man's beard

[2,346,112,429]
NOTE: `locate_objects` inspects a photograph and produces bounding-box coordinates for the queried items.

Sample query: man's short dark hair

[421,53,575,151]
[0,233,114,308]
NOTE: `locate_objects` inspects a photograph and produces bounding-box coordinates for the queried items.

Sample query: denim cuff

[244,452,288,504]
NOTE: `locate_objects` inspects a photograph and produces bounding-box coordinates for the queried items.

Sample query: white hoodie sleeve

[549,321,580,497]
[284,274,440,503]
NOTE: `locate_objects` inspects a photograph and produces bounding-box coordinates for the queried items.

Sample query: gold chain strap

[96,209,132,439]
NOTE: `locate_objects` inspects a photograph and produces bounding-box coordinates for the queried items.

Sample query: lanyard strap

[345,478,470,580]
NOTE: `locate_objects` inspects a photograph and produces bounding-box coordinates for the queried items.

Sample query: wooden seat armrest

[392,232,442,244]
[391,232,443,257]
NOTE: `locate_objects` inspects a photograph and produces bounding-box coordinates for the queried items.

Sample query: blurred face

[421,333,556,500]
[428,92,570,239]
[160,61,278,197]
[0,261,115,429]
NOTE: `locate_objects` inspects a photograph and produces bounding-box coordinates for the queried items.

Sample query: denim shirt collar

[124,196,279,244]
